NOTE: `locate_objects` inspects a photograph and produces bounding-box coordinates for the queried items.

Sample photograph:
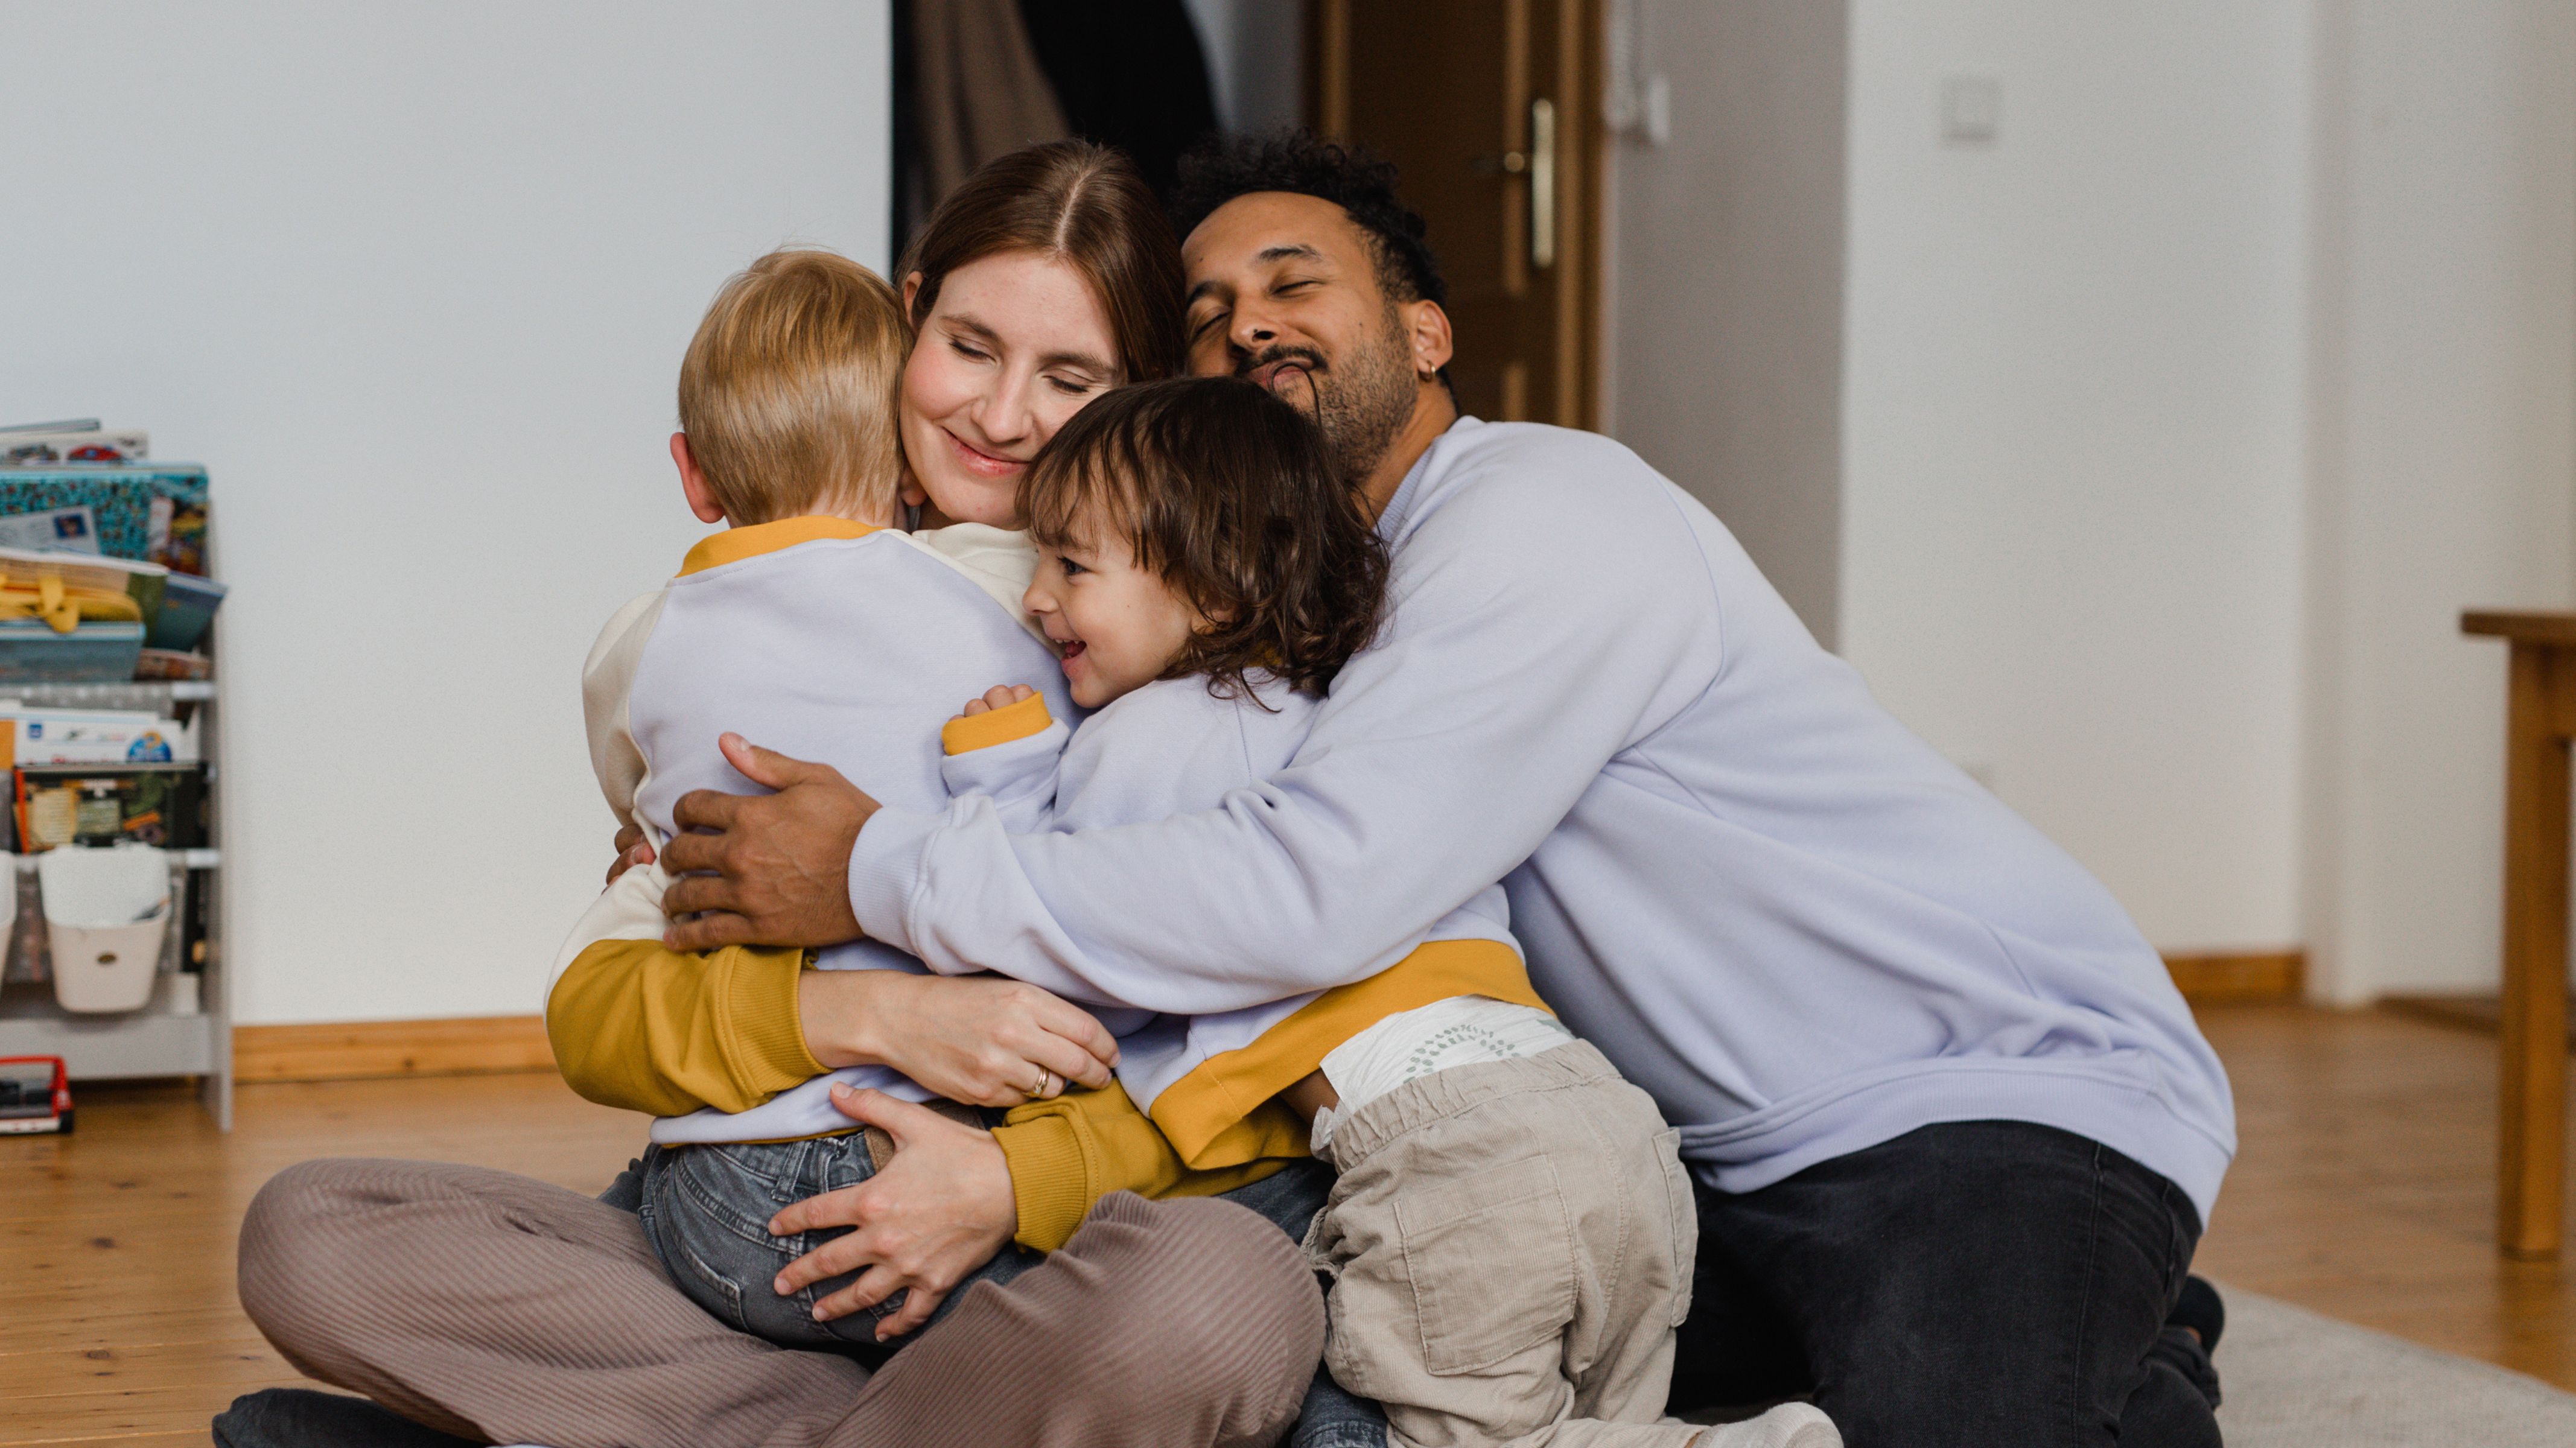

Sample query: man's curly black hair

[1169,130,1449,310]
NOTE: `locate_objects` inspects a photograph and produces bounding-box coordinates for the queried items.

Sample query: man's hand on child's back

[956,683,1038,719]
[660,734,877,950]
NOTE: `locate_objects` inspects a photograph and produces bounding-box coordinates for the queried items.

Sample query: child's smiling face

[1023,514,1206,709]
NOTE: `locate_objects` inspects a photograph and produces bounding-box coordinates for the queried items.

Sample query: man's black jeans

[1670,1119,2222,1448]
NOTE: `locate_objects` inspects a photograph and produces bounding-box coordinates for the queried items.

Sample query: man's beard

[1239,315,1419,485]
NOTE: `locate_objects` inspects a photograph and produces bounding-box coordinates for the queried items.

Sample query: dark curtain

[1014,0,1220,206]
[892,0,1220,252]
[889,0,1072,256]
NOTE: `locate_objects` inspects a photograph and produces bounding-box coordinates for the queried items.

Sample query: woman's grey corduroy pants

[237,1157,1325,1448]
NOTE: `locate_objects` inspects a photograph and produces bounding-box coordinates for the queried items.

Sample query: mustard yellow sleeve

[990,1080,1297,1253]
[547,938,825,1118]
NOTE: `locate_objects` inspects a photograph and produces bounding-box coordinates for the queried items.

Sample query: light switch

[1942,75,2001,146]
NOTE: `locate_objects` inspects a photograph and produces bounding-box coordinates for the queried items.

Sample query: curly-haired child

[937,375,1839,1448]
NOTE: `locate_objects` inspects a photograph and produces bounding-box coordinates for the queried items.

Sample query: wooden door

[1308,0,1602,429]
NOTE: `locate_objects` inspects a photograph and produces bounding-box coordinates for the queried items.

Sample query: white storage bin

[41,844,170,1014]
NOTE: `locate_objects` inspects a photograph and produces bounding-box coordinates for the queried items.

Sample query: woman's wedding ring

[1031,1069,1053,1099]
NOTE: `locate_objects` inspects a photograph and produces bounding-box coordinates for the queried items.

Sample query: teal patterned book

[0,464,208,575]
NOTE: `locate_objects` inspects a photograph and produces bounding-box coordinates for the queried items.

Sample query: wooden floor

[2,1072,638,1446]
[3,1003,2572,1444]
[2190,1002,2576,1388]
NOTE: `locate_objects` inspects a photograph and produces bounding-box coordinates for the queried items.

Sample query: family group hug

[217,132,2237,1448]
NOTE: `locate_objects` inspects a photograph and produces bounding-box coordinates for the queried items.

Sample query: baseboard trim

[231,953,2300,1083]
[2163,950,2304,1005]
[234,1015,553,1083]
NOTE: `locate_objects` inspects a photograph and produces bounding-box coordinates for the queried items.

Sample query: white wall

[1608,1,2576,989]
[2301,0,2576,1000]
[0,2,891,1025]
[1601,0,1847,646]
[1839,2,2313,954]
[1609,5,2317,959]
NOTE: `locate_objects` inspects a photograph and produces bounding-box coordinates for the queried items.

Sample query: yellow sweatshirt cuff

[721,947,828,1097]
[942,693,1054,755]
[991,1111,1096,1253]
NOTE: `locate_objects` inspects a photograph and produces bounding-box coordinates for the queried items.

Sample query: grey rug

[2218,1285,2576,1446]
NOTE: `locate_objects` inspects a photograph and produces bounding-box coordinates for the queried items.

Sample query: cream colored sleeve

[582,589,667,832]
[550,586,825,1121]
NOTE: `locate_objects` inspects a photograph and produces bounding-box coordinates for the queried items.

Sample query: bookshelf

[0,679,226,1127]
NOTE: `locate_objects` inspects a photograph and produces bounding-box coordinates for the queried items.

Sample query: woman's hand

[799,968,1116,1108]
[769,1085,1019,1338]
[605,822,654,887]
[659,734,880,950]
[956,684,1037,718]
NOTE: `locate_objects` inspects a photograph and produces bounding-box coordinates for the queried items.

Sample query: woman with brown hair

[889,138,1186,532]
[223,143,1328,1448]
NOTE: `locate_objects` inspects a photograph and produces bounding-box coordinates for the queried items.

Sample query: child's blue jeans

[634,1132,1032,1356]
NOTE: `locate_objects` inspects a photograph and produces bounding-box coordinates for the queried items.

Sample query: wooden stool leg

[2499,641,2571,1258]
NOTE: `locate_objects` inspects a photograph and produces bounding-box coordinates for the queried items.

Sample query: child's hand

[956,684,1037,719]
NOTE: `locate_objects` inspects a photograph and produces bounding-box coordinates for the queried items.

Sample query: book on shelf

[0,463,205,576]
[0,430,216,685]
[13,764,206,853]
[0,507,101,554]
[0,426,148,467]
[0,545,167,626]
[0,705,200,767]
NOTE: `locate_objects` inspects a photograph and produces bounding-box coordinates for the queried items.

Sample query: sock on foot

[1694,1402,1840,1448]
[2169,1274,2225,1354]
